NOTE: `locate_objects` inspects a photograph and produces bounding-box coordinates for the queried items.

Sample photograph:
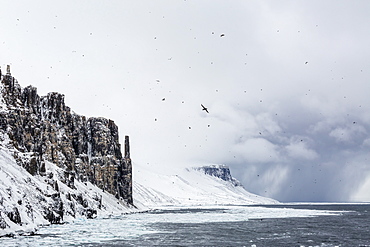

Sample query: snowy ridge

[133,164,278,208]
[0,147,133,237]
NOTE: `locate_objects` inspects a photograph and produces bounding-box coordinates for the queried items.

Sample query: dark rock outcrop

[194,164,242,186]
[6,207,21,225]
[0,66,132,217]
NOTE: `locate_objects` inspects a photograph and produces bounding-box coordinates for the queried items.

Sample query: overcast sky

[1,0,370,202]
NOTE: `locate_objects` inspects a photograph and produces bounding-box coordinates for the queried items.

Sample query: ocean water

[2,204,370,247]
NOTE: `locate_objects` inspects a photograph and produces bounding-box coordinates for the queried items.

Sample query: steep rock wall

[0,67,132,206]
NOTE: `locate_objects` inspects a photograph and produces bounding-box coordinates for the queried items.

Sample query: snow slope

[133,163,278,208]
[0,147,133,237]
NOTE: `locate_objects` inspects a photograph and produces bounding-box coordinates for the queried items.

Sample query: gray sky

[1,0,370,202]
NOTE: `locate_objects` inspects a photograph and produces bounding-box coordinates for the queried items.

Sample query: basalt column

[123,136,132,204]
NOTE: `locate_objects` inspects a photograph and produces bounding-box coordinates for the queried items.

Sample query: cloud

[363,138,370,147]
[285,139,318,160]
[255,112,282,136]
[1,0,370,202]
[233,138,280,163]
[329,124,367,144]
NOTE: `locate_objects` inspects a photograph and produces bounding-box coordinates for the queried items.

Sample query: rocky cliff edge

[0,66,132,236]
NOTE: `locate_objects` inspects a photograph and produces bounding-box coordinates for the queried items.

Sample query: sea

[1,204,370,247]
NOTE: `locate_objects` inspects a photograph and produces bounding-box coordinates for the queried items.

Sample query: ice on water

[1,205,343,247]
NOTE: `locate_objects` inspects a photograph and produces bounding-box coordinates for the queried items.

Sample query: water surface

[2,204,369,246]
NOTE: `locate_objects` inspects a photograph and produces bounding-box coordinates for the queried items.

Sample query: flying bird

[201,104,209,113]
[220,33,225,37]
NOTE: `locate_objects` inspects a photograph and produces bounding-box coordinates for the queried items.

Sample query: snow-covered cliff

[0,147,131,237]
[0,66,133,236]
[193,164,242,186]
[133,164,278,208]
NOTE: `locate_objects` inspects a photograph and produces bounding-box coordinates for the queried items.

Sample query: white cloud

[285,141,318,160]
[232,138,280,163]
[255,112,282,136]
[329,124,367,143]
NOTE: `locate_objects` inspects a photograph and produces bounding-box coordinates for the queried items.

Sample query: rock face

[0,147,132,237]
[194,164,241,186]
[0,66,132,229]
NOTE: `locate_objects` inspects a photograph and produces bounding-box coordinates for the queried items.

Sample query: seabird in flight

[201,104,209,113]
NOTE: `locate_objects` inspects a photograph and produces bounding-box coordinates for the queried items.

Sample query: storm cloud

[1,0,370,202]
